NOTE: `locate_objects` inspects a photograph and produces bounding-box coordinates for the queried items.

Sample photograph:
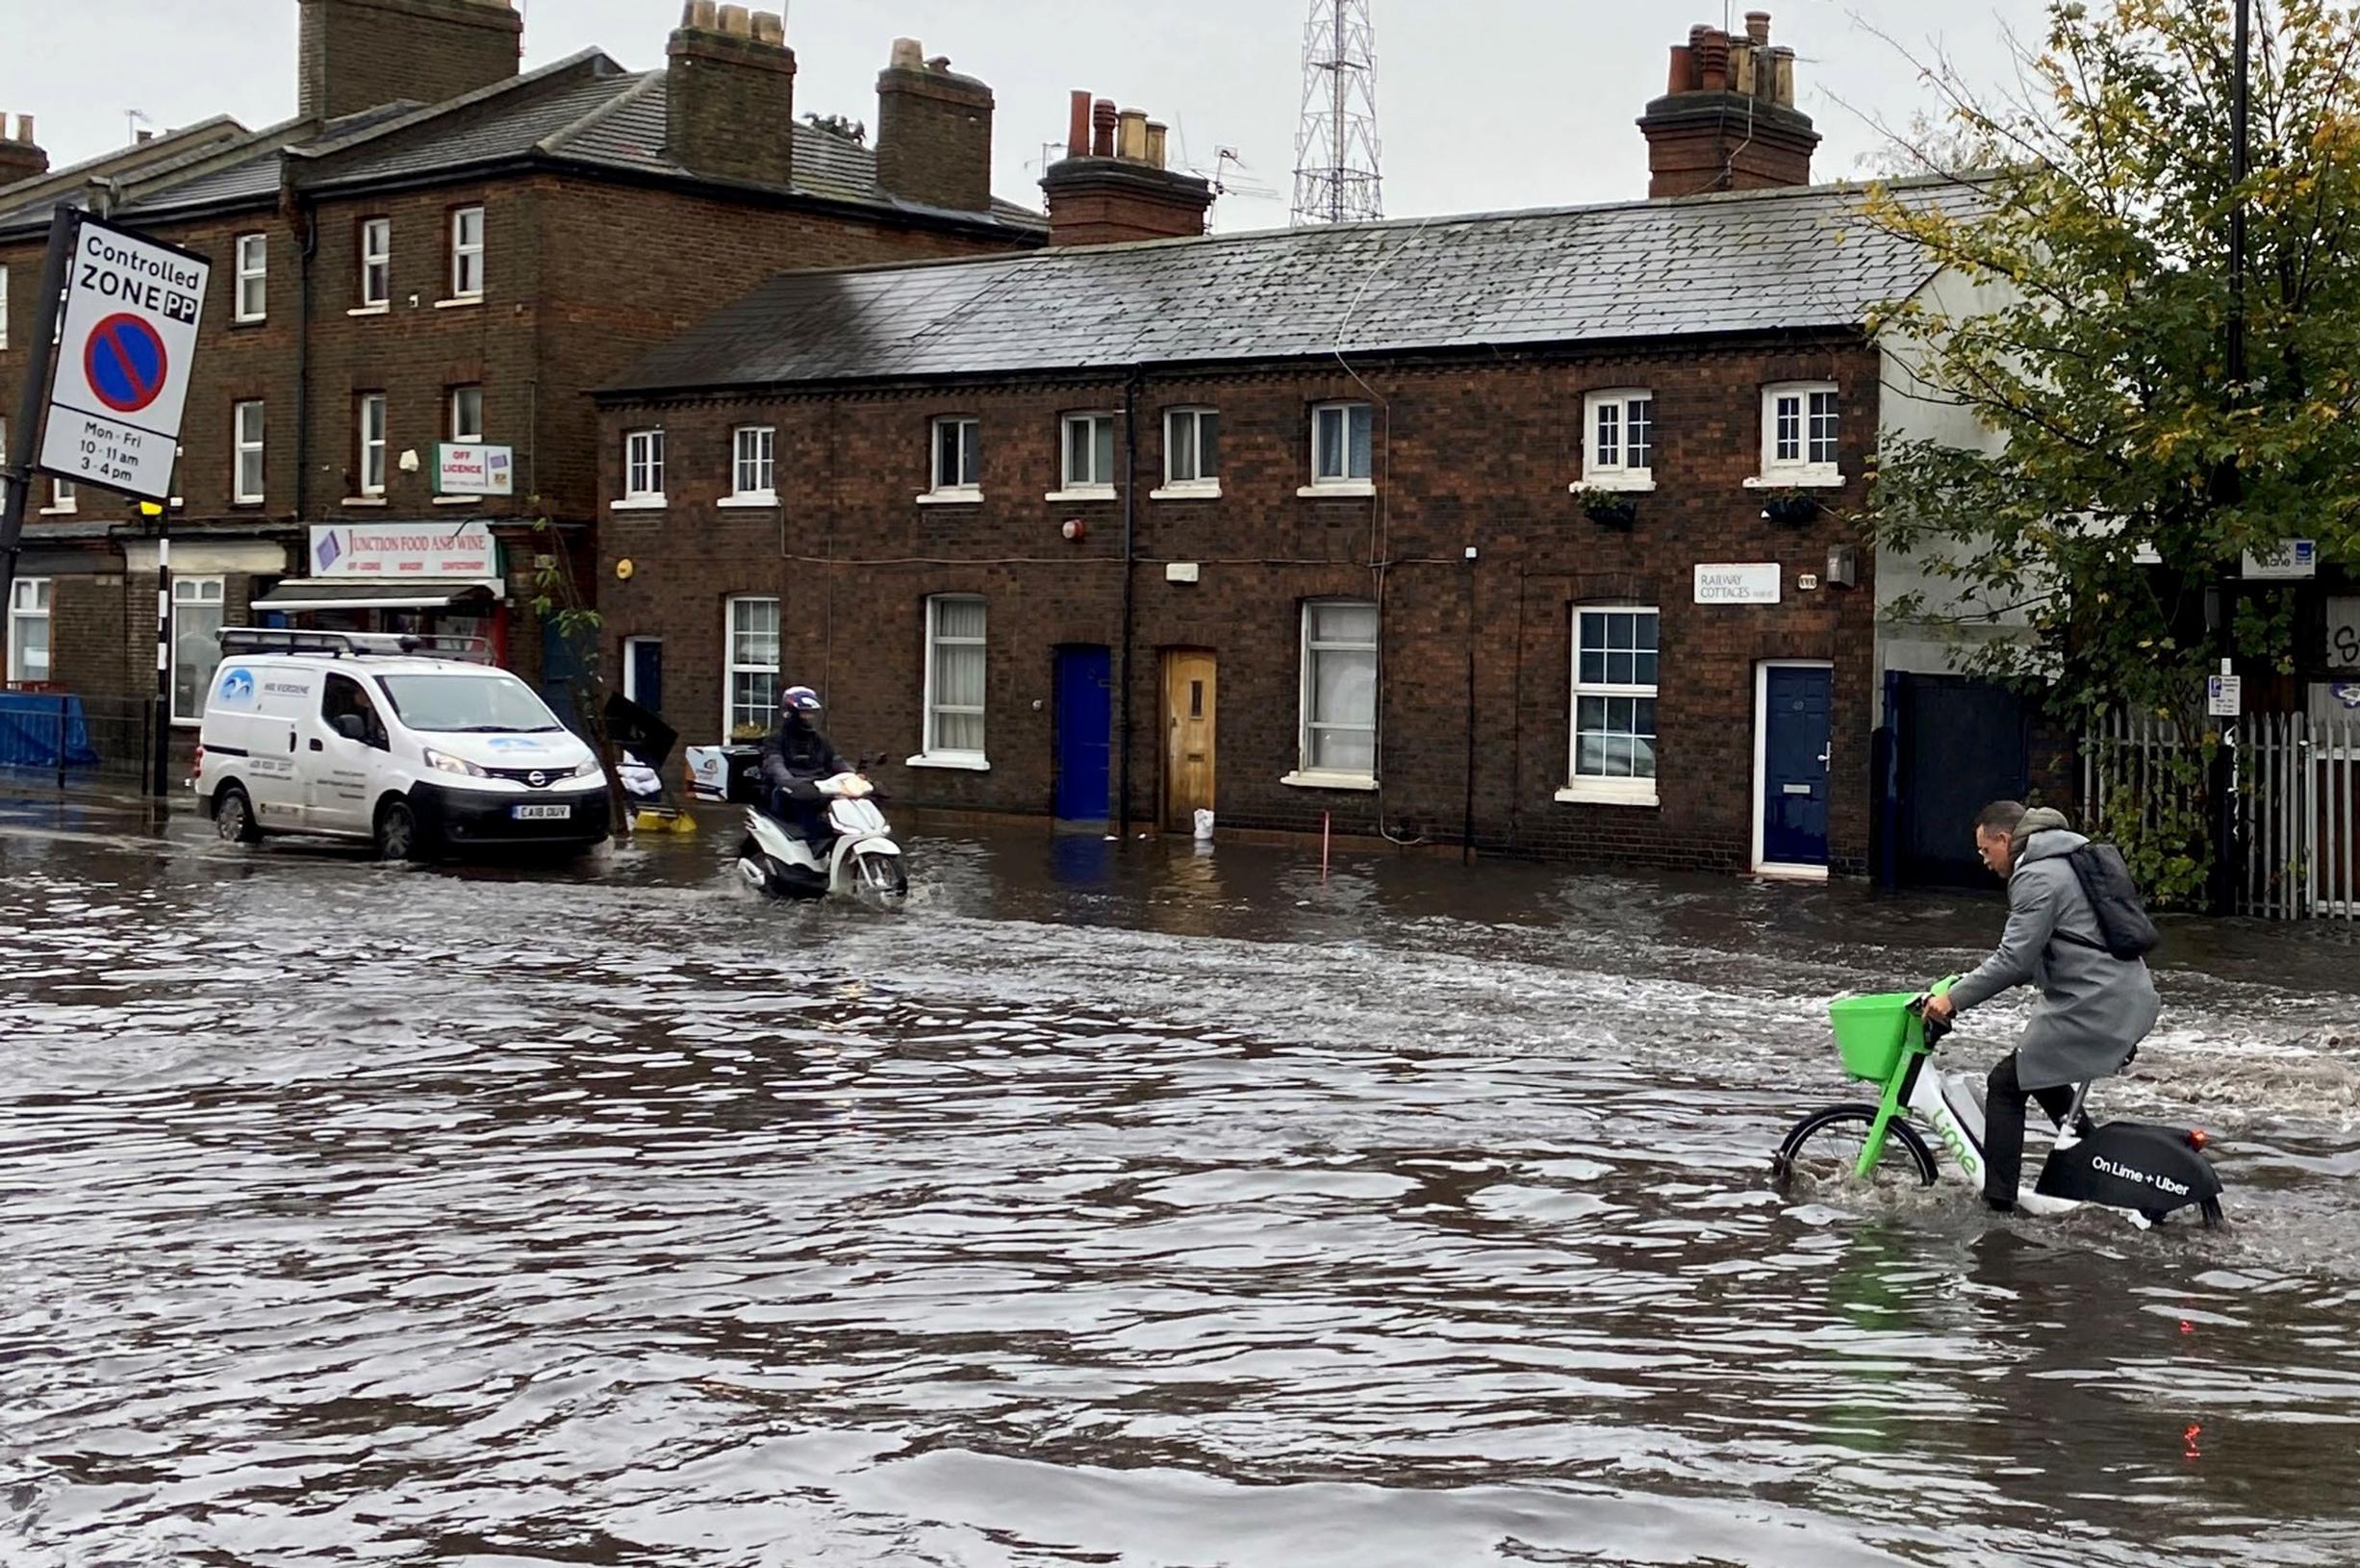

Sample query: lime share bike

[1770,980,2222,1228]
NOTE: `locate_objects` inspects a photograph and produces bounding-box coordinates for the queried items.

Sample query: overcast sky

[3,1,2047,222]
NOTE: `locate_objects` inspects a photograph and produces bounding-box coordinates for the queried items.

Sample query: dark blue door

[1053,645,1112,821]
[1761,665,1832,868]
[627,639,664,720]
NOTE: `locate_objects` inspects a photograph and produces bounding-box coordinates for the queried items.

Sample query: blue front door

[1053,645,1112,821]
[627,639,664,720]
[1761,665,1832,868]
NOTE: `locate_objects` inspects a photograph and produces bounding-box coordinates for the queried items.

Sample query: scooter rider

[1922,800,2161,1212]
[758,685,852,843]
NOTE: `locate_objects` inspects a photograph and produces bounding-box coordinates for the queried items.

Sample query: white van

[194,628,610,859]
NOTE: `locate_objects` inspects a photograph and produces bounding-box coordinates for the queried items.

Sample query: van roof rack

[216,627,493,662]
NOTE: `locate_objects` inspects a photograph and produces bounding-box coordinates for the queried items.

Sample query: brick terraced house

[0,0,1041,760]
[594,15,1970,877]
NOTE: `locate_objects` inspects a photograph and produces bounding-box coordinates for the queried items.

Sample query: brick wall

[596,337,1886,874]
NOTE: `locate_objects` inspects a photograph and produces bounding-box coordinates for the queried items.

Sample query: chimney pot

[1745,11,1771,45]
[1145,120,1168,169]
[889,37,924,70]
[19,114,36,143]
[1091,98,1117,158]
[1665,44,1694,94]
[1697,29,1729,92]
[1067,90,1092,159]
[1116,108,1148,162]
[750,10,784,45]
[1733,44,1756,96]
[1638,17,1816,196]
[717,4,749,36]
[684,0,718,29]
[1771,45,1795,107]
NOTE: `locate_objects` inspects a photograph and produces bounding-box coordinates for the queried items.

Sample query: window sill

[347,303,390,317]
[341,495,389,508]
[434,295,484,310]
[609,497,668,512]
[231,497,266,509]
[1151,481,1223,501]
[1744,471,1845,490]
[915,489,983,506]
[232,315,267,329]
[906,752,991,771]
[1573,473,1655,493]
[433,494,491,506]
[718,493,779,510]
[1044,486,1118,503]
[38,505,78,517]
[1281,770,1379,792]
[1297,481,1376,498]
[1555,784,1661,808]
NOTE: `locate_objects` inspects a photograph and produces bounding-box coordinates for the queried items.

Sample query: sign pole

[150,501,171,797]
[0,208,79,618]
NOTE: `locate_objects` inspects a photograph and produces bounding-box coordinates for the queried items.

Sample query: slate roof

[18,50,1040,237]
[606,177,1976,395]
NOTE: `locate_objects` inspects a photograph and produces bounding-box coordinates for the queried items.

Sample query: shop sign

[1694,563,1781,605]
[309,520,496,578]
[436,443,514,496]
[2242,539,2316,579]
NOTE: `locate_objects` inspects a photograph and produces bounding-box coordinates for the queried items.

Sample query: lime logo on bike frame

[1932,1112,1978,1178]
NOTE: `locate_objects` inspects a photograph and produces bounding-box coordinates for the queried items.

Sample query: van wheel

[214,784,265,845]
[374,798,420,862]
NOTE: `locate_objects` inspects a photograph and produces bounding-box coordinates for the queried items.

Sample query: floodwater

[2,795,2357,1568]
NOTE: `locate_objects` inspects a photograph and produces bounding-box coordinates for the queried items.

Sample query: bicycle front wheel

[1773,1103,1939,1192]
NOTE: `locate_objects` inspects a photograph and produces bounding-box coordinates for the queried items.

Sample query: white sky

[1,1,2048,221]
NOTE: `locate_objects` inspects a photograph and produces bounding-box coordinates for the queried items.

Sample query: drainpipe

[293,197,317,530]
[1118,367,1143,842]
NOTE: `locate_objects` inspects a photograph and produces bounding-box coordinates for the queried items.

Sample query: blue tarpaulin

[0,693,104,771]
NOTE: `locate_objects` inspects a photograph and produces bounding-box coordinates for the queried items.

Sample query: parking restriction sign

[35,215,209,502]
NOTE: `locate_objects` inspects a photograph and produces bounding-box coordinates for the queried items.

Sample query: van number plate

[513,803,571,821]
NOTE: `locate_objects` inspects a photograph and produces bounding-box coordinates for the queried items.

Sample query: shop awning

[249,578,503,612]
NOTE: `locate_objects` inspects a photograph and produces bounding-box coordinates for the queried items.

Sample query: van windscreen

[376,673,565,734]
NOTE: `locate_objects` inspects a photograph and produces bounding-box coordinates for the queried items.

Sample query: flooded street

[3,797,2358,1567]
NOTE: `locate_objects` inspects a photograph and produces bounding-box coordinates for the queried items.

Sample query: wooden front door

[1164,651,1217,830]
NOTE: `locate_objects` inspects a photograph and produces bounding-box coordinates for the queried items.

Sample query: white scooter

[736,768,907,901]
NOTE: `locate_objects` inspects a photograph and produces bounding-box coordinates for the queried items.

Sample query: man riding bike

[758,685,851,843]
[1922,800,2160,1213]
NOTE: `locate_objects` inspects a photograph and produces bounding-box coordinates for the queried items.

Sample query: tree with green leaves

[1860,0,2360,901]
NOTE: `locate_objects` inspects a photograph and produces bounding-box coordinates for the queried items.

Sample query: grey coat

[1945,809,2160,1090]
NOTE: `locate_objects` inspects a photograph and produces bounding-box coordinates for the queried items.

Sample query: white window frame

[356,392,387,497]
[449,205,485,301]
[449,385,484,443]
[7,576,50,686]
[1155,406,1222,499]
[1578,389,1655,492]
[1302,401,1375,495]
[912,594,989,770]
[1285,597,1381,789]
[616,428,666,509]
[922,416,982,502]
[234,233,266,323]
[1559,605,1661,807]
[44,476,75,514]
[724,424,776,505]
[723,595,780,740]
[170,576,227,726]
[1751,381,1843,487]
[233,400,266,504]
[358,217,391,309]
[0,264,9,350]
[1049,412,1117,500]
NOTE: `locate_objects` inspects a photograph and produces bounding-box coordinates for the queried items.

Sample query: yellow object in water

[633,809,699,835]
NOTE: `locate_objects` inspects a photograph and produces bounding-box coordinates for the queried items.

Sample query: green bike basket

[1827,992,1920,1081]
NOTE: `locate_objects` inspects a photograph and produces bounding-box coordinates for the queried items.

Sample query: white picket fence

[2081,709,2359,920]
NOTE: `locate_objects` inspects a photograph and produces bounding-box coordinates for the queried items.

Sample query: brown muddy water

[1,796,2356,1567]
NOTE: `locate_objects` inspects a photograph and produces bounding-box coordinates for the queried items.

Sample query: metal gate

[2082,710,2360,920]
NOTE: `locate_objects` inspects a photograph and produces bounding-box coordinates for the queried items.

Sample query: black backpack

[2054,842,2160,961]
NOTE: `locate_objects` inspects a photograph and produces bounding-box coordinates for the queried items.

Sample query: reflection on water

[0,804,2356,1567]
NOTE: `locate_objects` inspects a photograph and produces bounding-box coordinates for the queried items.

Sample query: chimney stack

[1041,89,1213,247]
[0,114,48,188]
[297,0,522,123]
[1637,12,1819,198]
[873,38,996,213]
[665,2,796,188]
